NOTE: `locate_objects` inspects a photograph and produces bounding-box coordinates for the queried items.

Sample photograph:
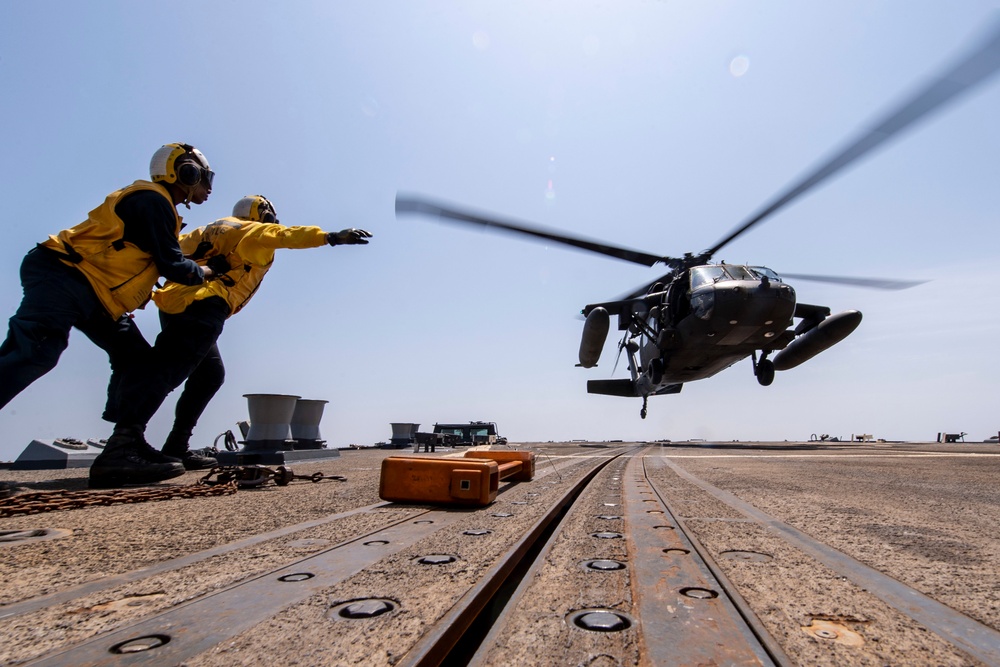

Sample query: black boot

[89,425,186,488]
[162,429,219,471]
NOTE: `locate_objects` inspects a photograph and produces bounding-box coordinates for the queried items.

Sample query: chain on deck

[0,482,238,518]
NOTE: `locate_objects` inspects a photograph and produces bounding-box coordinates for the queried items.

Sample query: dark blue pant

[115,297,229,430]
[0,247,150,417]
[171,338,225,436]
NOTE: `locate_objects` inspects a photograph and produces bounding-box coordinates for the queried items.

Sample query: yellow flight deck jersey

[41,181,182,319]
[153,218,328,316]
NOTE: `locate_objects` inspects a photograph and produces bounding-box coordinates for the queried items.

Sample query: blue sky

[1,2,998,460]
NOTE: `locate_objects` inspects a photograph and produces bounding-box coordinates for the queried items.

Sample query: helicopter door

[667,273,690,324]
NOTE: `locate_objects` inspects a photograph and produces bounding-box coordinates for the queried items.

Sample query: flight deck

[1,440,998,666]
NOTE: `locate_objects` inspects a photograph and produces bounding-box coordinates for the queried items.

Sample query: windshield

[722,265,756,280]
[749,266,782,282]
[689,266,728,289]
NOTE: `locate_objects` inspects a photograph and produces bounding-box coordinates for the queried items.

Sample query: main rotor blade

[779,273,927,290]
[702,16,1000,260]
[396,194,665,267]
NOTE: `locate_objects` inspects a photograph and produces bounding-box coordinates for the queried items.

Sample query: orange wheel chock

[378,450,535,507]
[462,449,535,482]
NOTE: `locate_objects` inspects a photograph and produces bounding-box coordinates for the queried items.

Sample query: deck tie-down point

[569,609,634,632]
[328,599,398,620]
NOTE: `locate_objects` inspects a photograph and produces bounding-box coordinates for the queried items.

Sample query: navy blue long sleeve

[116,191,205,285]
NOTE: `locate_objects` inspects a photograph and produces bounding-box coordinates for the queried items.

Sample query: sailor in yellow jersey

[110,195,371,471]
[0,143,224,487]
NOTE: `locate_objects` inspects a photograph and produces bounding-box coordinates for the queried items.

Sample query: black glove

[327,228,373,246]
[206,255,231,275]
[188,240,214,260]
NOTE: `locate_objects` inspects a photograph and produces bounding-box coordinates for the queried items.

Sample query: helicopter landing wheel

[756,358,775,386]
[640,396,648,419]
[650,358,664,385]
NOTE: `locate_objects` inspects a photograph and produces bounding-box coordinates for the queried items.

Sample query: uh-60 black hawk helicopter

[398,19,1000,419]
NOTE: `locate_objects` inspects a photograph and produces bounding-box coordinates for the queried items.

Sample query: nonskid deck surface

[1,441,999,666]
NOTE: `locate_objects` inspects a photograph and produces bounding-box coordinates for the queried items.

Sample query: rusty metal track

[625,454,780,666]
[464,447,779,666]
[656,456,1000,666]
[638,455,793,666]
[398,448,637,666]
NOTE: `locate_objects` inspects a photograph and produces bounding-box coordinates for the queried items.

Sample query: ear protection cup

[150,143,212,187]
[232,195,278,223]
[177,161,202,187]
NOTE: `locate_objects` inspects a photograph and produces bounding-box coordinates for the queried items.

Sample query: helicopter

[397,19,1000,419]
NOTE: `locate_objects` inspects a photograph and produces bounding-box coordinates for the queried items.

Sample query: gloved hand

[188,241,213,260]
[327,228,373,246]
[206,255,231,275]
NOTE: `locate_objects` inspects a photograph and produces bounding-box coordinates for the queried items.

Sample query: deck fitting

[570,609,633,632]
[583,559,626,571]
[331,599,397,620]
[680,587,719,599]
[277,572,314,582]
[591,532,624,539]
[417,554,457,565]
[110,634,171,654]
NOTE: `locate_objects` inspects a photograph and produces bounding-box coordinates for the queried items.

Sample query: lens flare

[730,55,750,77]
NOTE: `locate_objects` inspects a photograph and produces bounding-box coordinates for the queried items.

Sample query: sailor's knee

[9,317,70,360]
[203,356,226,389]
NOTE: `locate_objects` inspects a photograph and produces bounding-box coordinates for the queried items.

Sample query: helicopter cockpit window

[723,265,756,281]
[689,266,728,290]
[750,266,782,282]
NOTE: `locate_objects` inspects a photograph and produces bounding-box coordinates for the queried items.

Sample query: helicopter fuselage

[644,267,797,384]
[580,264,860,412]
